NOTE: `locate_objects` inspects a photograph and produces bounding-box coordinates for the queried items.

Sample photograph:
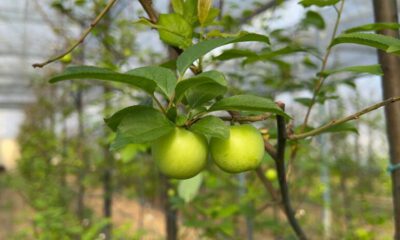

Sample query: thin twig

[32,0,119,68]
[290,96,400,140]
[138,0,158,23]
[301,0,345,129]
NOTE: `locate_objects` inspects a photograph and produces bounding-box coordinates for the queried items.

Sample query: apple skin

[152,127,208,179]
[210,124,264,173]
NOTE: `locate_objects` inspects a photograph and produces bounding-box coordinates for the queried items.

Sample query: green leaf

[388,44,400,53]
[208,95,290,119]
[186,83,227,107]
[49,66,157,93]
[183,0,198,25]
[319,64,383,77]
[294,97,313,107]
[299,0,340,7]
[303,56,319,69]
[158,13,193,48]
[295,94,337,107]
[82,219,111,240]
[119,144,148,163]
[176,33,270,74]
[302,10,325,29]
[344,22,400,33]
[172,0,184,15]
[126,66,177,98]
[203,7,220,26]
[330,33,400,54]
[189,106,208,119]
[166,107,178,122]
[185,71,228,107]
[109,106,174,150]
[178,173,203,203]
[319,122,358,135]
[190,116,229,139]
[175,115,188,126]
[244,45,310,64]
[105,106,138,131]
[175,70,227,103]
[197,0,212,26]
[214,49,258,61]
[198,70,228,86]
[159,59,177,71]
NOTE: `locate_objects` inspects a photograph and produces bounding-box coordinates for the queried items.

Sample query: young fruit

[210,124,264,173]
[152,127,208,179]
[265,168,277,181]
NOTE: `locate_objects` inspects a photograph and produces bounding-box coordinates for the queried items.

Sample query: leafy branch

[290,96,400,140]
[288,0,345,183]
[302,0,345,128]
[32,0,119,68]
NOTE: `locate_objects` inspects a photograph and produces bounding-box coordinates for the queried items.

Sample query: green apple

[60,53,72,63]
[265,168,277,181]
[152,127,208,179]
[210,124,264,173]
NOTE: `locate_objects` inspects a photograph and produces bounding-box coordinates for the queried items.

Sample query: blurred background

[0,0,398,239]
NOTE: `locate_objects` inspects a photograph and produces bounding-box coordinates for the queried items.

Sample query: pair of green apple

[152,124,265,179]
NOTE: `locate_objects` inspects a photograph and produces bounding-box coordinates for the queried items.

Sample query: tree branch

[264,140,277,160]
[290,96,400,140]
[253,102,307,238]
[32,0,119,68]
[275,102,308,240]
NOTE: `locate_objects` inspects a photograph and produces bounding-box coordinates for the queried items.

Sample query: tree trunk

[161,175,178,240]
[372,1,400,239]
